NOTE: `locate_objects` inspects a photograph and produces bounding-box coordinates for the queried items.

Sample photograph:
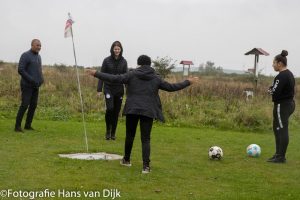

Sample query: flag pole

[70,20,89,153]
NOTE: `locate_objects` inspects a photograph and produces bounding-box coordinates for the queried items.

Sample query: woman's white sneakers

[142,165,150,174]
[120,158,151,173]
[120,158,132,167]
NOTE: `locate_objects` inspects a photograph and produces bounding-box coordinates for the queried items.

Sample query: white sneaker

[142,165,150,174]
[120,158,131,167]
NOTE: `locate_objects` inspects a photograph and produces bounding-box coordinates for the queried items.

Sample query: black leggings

[273,101,295,158]
[124,114,153,165]
[105,94,122,135]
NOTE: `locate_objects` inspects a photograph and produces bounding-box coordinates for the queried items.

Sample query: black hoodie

[94,65,190,122]
[97,42,128,96]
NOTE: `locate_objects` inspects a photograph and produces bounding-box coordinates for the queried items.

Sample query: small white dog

[243,89,254,101]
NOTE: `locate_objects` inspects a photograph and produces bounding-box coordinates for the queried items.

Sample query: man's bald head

[31,39,41,53]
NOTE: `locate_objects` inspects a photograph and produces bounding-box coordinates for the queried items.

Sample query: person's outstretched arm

[159,77,199,92]
[97,59,107,92]
[87,69,131,84]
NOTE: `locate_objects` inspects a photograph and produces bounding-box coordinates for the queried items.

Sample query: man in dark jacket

[87,55,198,173]
[97,41,128,140]
[15,39,44,132]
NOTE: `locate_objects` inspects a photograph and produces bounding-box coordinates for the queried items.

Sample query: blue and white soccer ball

[208,146,223,160]
[247,144,261,157]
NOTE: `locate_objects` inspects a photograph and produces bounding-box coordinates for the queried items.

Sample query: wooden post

[254,54,258,91]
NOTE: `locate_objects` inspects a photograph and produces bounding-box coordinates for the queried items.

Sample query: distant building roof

[180,60,194,65]
[248,68,255,73]
[245,48,269,56]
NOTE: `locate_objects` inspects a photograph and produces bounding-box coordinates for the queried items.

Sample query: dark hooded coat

[94,65,190,122]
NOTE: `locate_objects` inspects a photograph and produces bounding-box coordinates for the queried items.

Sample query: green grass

[0,120,300,200]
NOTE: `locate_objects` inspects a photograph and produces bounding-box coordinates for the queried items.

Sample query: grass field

[1,120,300,200]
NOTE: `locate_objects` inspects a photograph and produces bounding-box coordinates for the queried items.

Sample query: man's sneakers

[120,158,132,167]
[24,126,35,131]
[267,154,286,163]
[142,163,150,174]
[15,126,37,133]
[14,126,24,133]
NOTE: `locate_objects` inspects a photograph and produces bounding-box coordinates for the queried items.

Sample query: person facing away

[267,50,295,163]
[15,39,44,132]
[97,41,128,140]
[87,55,199,173]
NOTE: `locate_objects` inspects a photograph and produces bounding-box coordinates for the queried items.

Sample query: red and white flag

[64,13,74,38]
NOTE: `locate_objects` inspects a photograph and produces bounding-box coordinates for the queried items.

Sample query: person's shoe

[111,135,116,140]
[120,158,131,167]
[24,126,35,131]
[105,132,111,140]
[267,154,278,162]
[142,164,151,174]
[15,127,24,133]
[111,130,116,140]
[269,156,286,163]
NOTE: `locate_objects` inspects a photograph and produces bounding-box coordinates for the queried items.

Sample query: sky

[0,0,299,76]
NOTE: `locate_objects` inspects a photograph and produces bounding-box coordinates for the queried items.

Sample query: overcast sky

[0,0,299,76]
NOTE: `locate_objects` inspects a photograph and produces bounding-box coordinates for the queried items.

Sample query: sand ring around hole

[58,152,123,160]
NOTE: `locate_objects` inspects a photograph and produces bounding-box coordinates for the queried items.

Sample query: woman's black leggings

[124,114,153,165]
[273,100,295,158]
[105,94,122,136]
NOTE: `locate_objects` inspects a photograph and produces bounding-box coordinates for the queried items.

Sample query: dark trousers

[124,114,153,165]
[15,86,39,128]
[273,101,295,158]
[105,94,122,136]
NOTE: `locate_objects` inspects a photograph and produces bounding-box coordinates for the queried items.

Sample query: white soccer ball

[208,146,223,160]
[247,144,261,157]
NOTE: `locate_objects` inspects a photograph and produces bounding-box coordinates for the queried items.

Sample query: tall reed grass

[0,63,299,131]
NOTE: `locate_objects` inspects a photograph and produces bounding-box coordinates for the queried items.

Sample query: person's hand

[268,86,273,95]
[187,76,199,85]
[32,80,40,88]
[86,69,97,76]
[97,92,102,97]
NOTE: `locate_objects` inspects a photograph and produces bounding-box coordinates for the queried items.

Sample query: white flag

[64,13,74,38]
